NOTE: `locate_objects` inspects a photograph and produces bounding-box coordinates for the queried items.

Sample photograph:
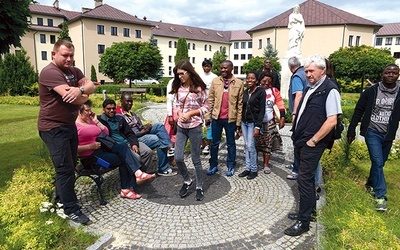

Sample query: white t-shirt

[200,71,217,95]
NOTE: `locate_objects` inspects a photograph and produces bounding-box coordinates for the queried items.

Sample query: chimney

[53,0,59,9]
[143,16,147,21]
[94,0,103,8]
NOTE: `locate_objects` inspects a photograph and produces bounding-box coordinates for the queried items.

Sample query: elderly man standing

[206,60,244,177]
[284,54,342,236]
[347,64,400,211]
[38,40,96,225]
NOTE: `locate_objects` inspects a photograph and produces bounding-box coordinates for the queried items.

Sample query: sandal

[263,167,271,174]
[120,189,141,199]
[136,172,156,185]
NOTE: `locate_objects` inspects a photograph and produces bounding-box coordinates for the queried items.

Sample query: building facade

[375,23,400,65]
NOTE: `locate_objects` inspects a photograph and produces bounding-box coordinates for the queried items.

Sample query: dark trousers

[40,125,80,215]
[295,141,327,226]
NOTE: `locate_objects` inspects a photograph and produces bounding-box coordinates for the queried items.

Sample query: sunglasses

[177,71,188,76]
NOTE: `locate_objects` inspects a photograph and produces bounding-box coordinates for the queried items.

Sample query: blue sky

[37,0,399,31]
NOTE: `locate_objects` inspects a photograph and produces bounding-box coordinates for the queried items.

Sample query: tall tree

[175,37,188,65]
[211,47,228,75]
[0,0,32,54]
[90,65,97,82]
[149,34,157,46]
[99,41,163,87]
[58,22,72,42]
[263,43,279,59]
[0,49,38,95]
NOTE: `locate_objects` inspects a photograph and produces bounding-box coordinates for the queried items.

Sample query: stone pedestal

[279,53,303,100]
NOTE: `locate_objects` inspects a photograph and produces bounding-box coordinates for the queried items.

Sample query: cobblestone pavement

[76,103,320,249]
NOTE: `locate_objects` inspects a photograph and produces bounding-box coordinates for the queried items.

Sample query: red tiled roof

[29,24,61,32]
[230,30,251,41]
[73,4,153,27]
[29,3,66,17]
[248,0,381,33]
[148,21,231,44]
[376,23,400,36]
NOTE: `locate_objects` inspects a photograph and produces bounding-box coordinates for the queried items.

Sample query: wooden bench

[120,88,147,102]
[75,157,119,205]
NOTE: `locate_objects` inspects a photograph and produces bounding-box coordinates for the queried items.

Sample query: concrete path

[76,103,320,249]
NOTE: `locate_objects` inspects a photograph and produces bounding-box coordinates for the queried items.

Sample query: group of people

[38,40,400,241]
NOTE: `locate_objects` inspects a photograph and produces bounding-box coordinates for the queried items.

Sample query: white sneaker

[167,148,175,157]
[202,145,210,155]
[286,172,298,180]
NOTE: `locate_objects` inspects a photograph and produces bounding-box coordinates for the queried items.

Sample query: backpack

[327,115,344,150]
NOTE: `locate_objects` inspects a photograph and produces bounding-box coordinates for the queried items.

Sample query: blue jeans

[175,125,203,189]
[209,119,237,169]
[241,121,257,172]
[365,128,392,199]
[139,122,172,172]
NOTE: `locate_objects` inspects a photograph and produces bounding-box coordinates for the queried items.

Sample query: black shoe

[288,212,316,222]
[195,188,204,201]
[284,220,310,236]
[179,181,192,198]
[238,170,250,177]
[68,210,91,225]
[316,193,320,200]
[247,171,257,180]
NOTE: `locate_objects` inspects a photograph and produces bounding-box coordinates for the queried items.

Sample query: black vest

[292,77,339,147]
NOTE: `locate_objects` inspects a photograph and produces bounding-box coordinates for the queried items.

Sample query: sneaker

[238,170,250,177]
[167,148,175,157]
[157,168,177,176]
[375,198,387,211]
[179,181,192,198]
[285,164,294,170]
[206,167,218,175]
[68,210,90,225]
[196,188,204,201]
[226,167,235,177]
[247,171,258,180]
[202,145,210,155]
[286,172,298,180]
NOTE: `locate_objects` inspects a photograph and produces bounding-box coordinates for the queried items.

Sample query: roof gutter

[80,19,86,74]
[341,24,347,47]
[33,31,38,72]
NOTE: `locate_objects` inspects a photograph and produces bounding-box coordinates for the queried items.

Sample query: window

[355,36,361,46]
[209,45,212,51]
[174,41,177,48]
[153,39,158,46]
[241,42,246,49]
[240,66,244,74]
[204,44,207,51]
[111,26,118,36]
[396,37,400,45]
[192,43,195,50]
[248,41,252,48]
[234,42,239,49]
[385,37,392,45]
[169,55,172,63]
[258,39,262,49]
[234,54,239,60]
[233,66,239,74]
[192,57,195,64]
[248,54,252,60]
[187,43,191,50]
[37,17,43,26]
[169,66,172,75]
[135,29,142,38]
[41,51,47,60]
[50,35,56,44]
[47,19,53,27]
[266,38,271,44]
[169,41,172,48]
[98,65,102,73]
[98,44,105,54]
[97,25,105,34]
[393,52,400,58]
[123,28,130,37]
[241,54,246,60]
[376,38,383,46]
[40,34,46,43]
[348,35,354,46]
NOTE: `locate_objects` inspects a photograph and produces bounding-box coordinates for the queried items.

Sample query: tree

[99,41,163,87]
[0,0,32,54]
[149,34,157,46]
[211,47,228,75]
[0,49,38,95]
[329,45,395,84]
[175,37,188,65]
[242,56,282,75]
[263,43,279,59]
[90,65,97,82]
[58,22,72,42]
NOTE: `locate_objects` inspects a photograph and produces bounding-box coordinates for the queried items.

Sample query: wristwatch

[79,87,85,94]
[311,137,318,145]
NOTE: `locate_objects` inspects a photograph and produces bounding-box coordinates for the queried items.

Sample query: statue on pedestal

[287,5,305,56]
